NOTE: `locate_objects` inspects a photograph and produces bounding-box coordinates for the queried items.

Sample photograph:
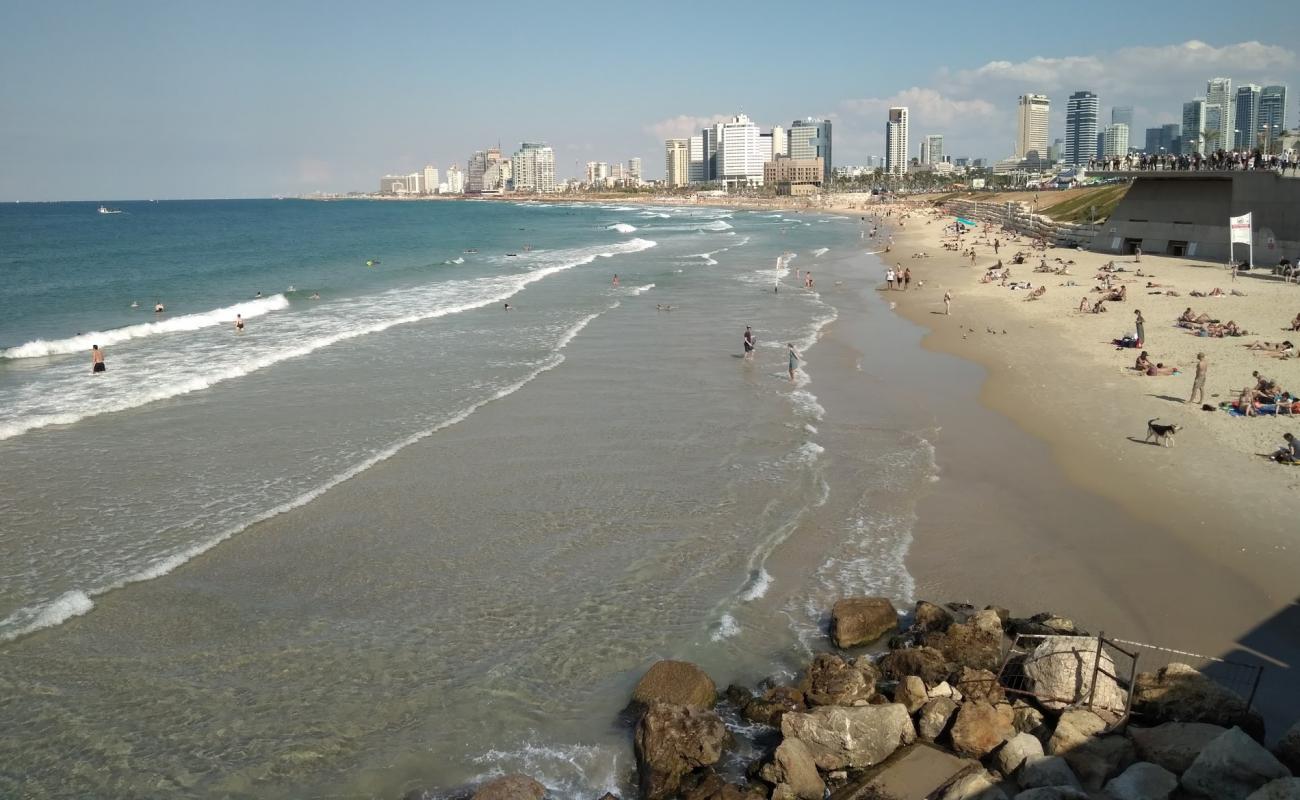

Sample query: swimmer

[503,303,512,311]
[91,344,106,374]
[612,274,619,287]
[154,302,165,313]
[235,314,244,332]
[309,292,320,300]
[130,301,139,308]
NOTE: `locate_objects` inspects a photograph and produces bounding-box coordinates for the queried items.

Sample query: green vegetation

[1041,183,1130,223]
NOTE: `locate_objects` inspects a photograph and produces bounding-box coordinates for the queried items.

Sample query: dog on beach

[1144,418,1181,447]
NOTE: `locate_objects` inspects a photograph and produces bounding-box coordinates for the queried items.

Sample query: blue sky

[2,0,1297,200]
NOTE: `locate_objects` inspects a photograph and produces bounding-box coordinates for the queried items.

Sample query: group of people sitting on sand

[1235,372,1297,416]
[1134,351,1179,376]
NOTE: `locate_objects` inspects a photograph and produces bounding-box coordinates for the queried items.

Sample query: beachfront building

[1205,77,1234,153]
[763,156,823,195]
[628,157,642,185]
[788,118,832,184]
[716,114,765,188]
[1259,85,1289,153]
[466,151,487,193]
[1182,99,1206,154]
[511,142,556,193]
[688,135,704,183]
[1234,84,1262,150]
[1144,124,1181,156]
[445,165,464,194]
[665,139,689,187]
[701,124,722,182]
[770,125,787,160]
[920,134,943,165]
[1015,94,1051,164]
[584,161,609,185]
[1101,123,1129,158]
[1111,106,1133,129]
[423,165,439,195]
[885,106,908,177]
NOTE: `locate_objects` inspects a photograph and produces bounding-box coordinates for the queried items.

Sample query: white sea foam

[811,247,829,257]
[790,389,825,421]
[0,305,617,641]
[712,613,741,641]
[1,294,291,359]
[606,222,637,234]
[701,220,732,231]
[470,740,624,800]
[627,283,655,295]
[740,568,772,601]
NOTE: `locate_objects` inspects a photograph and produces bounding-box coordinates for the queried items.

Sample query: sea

[0,199,939,798]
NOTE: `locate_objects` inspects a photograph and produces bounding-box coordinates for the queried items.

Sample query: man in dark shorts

[91,344,105,373]
[743,326,755,359]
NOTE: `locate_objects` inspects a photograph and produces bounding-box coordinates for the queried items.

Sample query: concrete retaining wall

[940,198,1101,248]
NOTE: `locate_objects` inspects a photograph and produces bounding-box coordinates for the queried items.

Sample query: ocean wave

[811,247,829,257]
[1,294,291,359]
[0,305,616,641]
[470,740,624,800]
[606,222,637,234]
[627,283,655,295]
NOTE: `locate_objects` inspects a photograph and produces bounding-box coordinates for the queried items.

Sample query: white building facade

[715,113,765,187]
[1016,94,1050,163]
[885,107,908,176]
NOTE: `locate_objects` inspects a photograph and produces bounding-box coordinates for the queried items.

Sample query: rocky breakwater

[409,597,1300,800]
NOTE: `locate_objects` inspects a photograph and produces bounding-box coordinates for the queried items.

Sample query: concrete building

[1102,123,1129,158]
[1182,99,1206,154]
[1234,84,1262,150]
[1144,124,1181,155]
[1016,93,1051,163]
[1205,77,1234,152]
[1048,138,1064,162]
[716,113,765,187]
[665,139,689,187]
[763,156,823,195]
[466,151,487,193]
[688,135,704,183]
[1259,85,1289,153]
[701,124,722,182]
[1111,106,1133,128]
[445,165,464,194]
[921,134,943,165]
[423,165,439,195]
[788,118,832,184]
[378,174,406,194]
[511,142,556,193]
[770,125,787,160]
[885,106,908,177]
[628,157,642,185]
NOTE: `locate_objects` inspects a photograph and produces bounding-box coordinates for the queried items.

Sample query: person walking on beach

[1189,352,1208,405]
[885,266,895,289]
[91,344,105,374]
[943,290,952,315]
[743,326,755,359]
[787,343,801,382]
[1134,310,1145,346]
[903,267,912,290]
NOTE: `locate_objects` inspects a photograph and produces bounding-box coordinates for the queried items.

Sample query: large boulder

[1018,754,1082,790]
[634,703,730,800]
[939,771,1010,800]
[971,608,1005,636]
[953,666,1006,704]
[1022,636,1127,713]
[1061,735,1134,791]
[950,700,1014,758]
[758,738,824,800]
[998,732,1046,776]
[914,600,955,633]
[631,661,717,711]
[1011,788,1089,800]
[798,653,875,707]
[742,686,805,727]
[893,675,929,713]
[779,703,915,770]
[1248,779,1300,800]
[831,597,899,648]
[1046,708,1107,756]
[1011,701,1049,743]
[879,646,952,685]
[1276,720,1300,774]
[922,621,1004,672]
[679,773,763,800]
[917,697,960,742]
[471,775,547,800]
[1180,726,1290,800]
[1132,663,1264,739]
[1128,722,1228,775]
[1104,761,1178,800]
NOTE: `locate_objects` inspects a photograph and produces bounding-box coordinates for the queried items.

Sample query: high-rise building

[1182,99,1206,154]
[1259,85,1289,153]
[665,139,689,187]
[423,165,439,195]
[1064,91,1099,165]
[510,142,556,193]
[1048,138,1063,162]
[701,123,723,182]
[885,107,908,177]
[1016,94,1051,163]
[1234,85,1262,149]
[1111,106,1133,128]
[466,151,488,193]
[1102,123,1129,158]
[1205,77,1234,152]
[1143,124,1181,155]
[688,135,704,183]
[788,118,832,183]
[770,125,787,159]
[445,165,464,194]
[920,134,944,165]
[716,113,765,187]
[628,157,642,184]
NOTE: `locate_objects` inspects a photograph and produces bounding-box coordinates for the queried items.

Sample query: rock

[1132,663,1264,739]
[1011,788,1089,800]
[879,647,952,685]
[1018,754,1082,790]
[779,703,914,770]
[953,666,1006,704]
[971,609,1005,636]
[1128,722,1228,775]
[758,739,824,800]
[1275,720,1300,775]
[915,600,955,633]
[917,697,960,742]
[939,771,1010,800]
[1181,726,1290,800]
[1022,636,1127,713]
[798,654,875,707]
[742,686,806,727]
[1011,702,1049,743]
[1104,761,1178,800]
[831,597,899,649]
[634,703,730,800]
[631,661,717,712]
[998,732,1046,776]
[679,773,759,800]
[929,681,963,701]
[985,606,1011,624]
[950,700,1014,758]
[1248,778,1300,800]
[1046,708,1107,756]
[893,675,928,713]
[922,622,1003,672]
[1061,735,1134,791]
[471,775,547,800]
[1008,614,1083,640]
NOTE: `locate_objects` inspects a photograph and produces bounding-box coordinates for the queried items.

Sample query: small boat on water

[98,206,123,214]
[464,248,478,253]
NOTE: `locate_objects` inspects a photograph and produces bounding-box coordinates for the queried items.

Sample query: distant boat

[98,206,123,215]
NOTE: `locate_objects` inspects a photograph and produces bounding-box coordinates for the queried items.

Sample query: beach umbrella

[956,217,977,226]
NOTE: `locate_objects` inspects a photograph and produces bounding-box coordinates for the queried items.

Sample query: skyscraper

[1111,106,1133,128]
[510,142,555,193]
[920,134,944,165]
[1064,91,1099,166]
[1102,124,1129,158]
[665,139,689,187]
[688,135,704,183]
[1234,84,1262,149]
[1016,94,1051,163]
[770,125,787,160]
[1205,77,1233,152]
[788,118,832,183]
[1259,86,1289,153]
[628,157,642,184]
[1144,124,1180,155]
[445,164,464,194]
[1182,99,1206,154]
[467,150,488,193]
[715,114,765,187]
[885,107,908,177]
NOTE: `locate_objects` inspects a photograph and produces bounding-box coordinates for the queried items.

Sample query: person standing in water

[612,274,619,287]
[787,343,801,382]
[234,314,245,332]
[743,326,755,359]
[91,344,106,373]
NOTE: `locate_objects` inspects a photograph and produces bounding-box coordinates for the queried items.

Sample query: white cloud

[645,113,730,141]
[840,87,997,127]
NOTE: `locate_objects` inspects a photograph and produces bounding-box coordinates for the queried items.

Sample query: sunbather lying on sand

[1180,308,1215,324]
[1144,361,1178,376]
[1025,286,1047,301]
[1189,288,1225,298]
[1246,340,1295,354]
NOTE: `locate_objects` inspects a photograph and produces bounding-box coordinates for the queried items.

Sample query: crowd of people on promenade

[1089,147,1299,174]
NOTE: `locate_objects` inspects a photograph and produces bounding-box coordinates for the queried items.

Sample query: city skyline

[2,1,1299,200]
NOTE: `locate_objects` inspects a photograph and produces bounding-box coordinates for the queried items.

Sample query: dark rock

[1247,778,1300,800]
[1103,762,1178,800]
[1181,726,1289,799]
[984,606,1011,625]
[471,775,547,800]
[914,600,955,633]
[757,738,824,800]
[799,653,875,707]
[879,646,952,685]
[679,772,761,800]
[831,597,900,649]
[724,684,753,708]
[1132,663,1265,741]
[1061,735,1135,791]
[1128,722,1228,775]
[634,703,730,800]
[917,697,960,741]
[630,661,717,712]
[1275,719,1300,774]
[1018,755,1082,791]
[742,686,805,727]
[921,622,1003,672]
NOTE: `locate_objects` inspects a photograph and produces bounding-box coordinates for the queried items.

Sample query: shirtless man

[743,326,755,359]
[91,344,106,374]
[1189,352,1208,404]
[234,314,245,332]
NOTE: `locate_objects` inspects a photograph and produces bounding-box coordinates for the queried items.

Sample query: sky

[2,0,1298,200]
